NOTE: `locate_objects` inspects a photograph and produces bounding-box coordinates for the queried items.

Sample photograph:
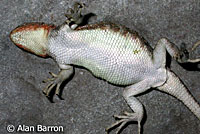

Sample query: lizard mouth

[10,22,56,57]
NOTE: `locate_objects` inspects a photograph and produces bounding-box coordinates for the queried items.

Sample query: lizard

[9,2,200,134]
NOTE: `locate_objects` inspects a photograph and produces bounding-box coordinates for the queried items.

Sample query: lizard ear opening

[10,23,55,57]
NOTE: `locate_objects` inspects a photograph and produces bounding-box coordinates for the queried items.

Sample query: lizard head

[10,23,56,57]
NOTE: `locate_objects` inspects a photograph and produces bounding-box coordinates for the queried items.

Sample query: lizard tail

[157,69,200,120]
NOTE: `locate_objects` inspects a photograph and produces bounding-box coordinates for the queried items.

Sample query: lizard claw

[191,40,200,51]
[106,111,141,134]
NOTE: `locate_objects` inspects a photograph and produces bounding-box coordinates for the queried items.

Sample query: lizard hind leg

[106,80,151,134]
[153,38,200,68]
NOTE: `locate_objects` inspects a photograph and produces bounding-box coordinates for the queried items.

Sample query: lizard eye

[10,23,55,57]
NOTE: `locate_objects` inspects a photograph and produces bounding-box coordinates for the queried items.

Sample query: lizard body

[48,22,165,86]
[9,2,200,134]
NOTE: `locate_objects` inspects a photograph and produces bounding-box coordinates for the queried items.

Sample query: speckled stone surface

[0,0,200,134]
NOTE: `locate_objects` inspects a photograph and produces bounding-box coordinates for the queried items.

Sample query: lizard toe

[106,111,141,134]
[42,71,65,98]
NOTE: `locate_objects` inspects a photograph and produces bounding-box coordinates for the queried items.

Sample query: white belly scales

[48,26,155,85]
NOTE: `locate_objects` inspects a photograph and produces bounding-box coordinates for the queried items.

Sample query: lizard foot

[65,2,85,29]
[42,68,73,97]
[179,41,200,63]
[106,111,141,134]
[42,66,73,100]
[43,72,62,97]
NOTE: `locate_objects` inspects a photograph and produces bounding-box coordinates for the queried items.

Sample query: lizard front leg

[43,65,74,98]
[65,2,85,29]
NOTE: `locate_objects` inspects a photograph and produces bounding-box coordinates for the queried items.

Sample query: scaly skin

[48,22,158,85]
[9,2,200,134]
[158,69,200,120]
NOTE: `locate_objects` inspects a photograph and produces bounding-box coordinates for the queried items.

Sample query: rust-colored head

[10,23,56,57]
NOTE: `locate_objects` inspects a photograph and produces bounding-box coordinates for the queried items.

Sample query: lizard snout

[10,23,55,57]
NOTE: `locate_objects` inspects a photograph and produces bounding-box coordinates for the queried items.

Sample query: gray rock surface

[0,0,200,134]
